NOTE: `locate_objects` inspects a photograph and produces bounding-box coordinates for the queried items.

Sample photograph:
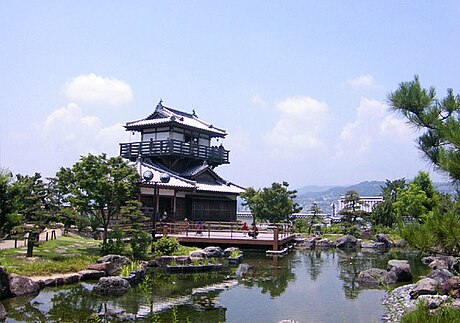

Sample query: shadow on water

[1,248,428,322]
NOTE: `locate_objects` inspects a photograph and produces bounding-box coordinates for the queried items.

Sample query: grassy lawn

[0,236,100,276]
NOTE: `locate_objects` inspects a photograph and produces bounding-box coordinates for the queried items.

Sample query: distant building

[337,196,383,213]
[120,101,244,222]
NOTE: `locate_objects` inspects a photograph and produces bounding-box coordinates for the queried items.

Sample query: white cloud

[63,73,133,106]
[380,114,413,140]
[250,94,267,108]
[39,103,130,165]
[266,96,329,154]
[346,74,376,88]
[335,98,417,165]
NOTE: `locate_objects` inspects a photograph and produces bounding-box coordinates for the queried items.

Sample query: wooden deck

[155,222,296,251]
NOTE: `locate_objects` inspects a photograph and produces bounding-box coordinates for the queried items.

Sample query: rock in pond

[93,276,131,296]
[334,235,358,249]
[387,259,413,283]
[96,255,131,276]
[8,274,40,297]
[204,246,223,257]
[375,233,394,248]
[358,268,388,286]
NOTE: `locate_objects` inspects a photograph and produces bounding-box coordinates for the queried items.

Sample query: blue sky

[1,1,459,189]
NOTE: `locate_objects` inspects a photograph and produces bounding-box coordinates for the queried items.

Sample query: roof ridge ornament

[156,99,164,110]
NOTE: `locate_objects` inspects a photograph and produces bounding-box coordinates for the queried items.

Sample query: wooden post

[14,238,17,248]
[52,230,56,240]
[46,232,49,241]
[230,223,233,238]
[273,226,279,251]
[162,225,168,237]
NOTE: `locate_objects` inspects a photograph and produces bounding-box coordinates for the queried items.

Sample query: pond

[1,249,427,322]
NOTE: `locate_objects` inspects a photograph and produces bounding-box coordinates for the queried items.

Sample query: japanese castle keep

[120,101,244,222]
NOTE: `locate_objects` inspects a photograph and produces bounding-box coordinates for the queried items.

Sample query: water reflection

[0,249,428,322]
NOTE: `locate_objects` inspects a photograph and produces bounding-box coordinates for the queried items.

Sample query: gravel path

[0,228,63,250]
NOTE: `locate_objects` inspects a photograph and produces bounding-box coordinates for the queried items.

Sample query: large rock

[439,276,460,298]
[0,303,7,320]
[204,246,223,258]
[316,238,333,248]
[428,259,449,271]
[297,236,318,249]
[428,269,453,283]
[387,259,413,282]
[8,274,40,297]
[375,233,394,248]
[361,242,386,250]
[190,249,208,259]
[93,276,131,296]
[334,235,358,249]
[87,262,109,272]
[410,278,439,299]
[97,255,131,276]
[78,270,106,280]
[358,268,388,286]
[0,266,10,300]
[154,256,190,267]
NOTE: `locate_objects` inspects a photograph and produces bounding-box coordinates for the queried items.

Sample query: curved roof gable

[125,101,227,137]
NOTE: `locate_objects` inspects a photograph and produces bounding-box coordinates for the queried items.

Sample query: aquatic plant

[120,260,143,277]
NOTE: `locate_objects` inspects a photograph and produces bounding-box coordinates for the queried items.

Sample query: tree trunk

[26,232,37,257]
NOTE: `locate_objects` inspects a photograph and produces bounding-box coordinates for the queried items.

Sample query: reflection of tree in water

[2,284,101,322]
[336,250,387,299]
[303,250,324,281]
[243,254,297,298]
[2,293,48,322]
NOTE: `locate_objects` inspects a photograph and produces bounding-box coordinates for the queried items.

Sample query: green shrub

[130,230,152,260]
[324,224,344,234]
[402,301,460,323]
[153,237,180,256]
[293,219,308,233]
[100,227,126,255]
[343,225,360,237]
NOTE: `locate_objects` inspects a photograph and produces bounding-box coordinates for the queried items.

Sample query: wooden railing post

[273,226,279,251]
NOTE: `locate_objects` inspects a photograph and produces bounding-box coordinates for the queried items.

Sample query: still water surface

[2,249,426,323]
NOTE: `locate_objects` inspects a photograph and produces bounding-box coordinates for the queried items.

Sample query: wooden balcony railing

[120,140,229,165]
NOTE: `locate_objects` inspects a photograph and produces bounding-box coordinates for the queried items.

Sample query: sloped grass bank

[0,236,100,276]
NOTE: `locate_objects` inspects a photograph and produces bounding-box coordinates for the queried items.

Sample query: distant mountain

[295,180,456,214]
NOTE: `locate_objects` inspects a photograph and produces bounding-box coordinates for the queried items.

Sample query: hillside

[295,180,455,214]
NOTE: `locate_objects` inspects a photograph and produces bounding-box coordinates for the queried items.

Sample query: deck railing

[120,140,229,165]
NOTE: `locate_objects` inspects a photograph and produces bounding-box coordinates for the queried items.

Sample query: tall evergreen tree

[388,76,460,183]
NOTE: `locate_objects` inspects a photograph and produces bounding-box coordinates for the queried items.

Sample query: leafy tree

[10,173,55,256]
[371,178,406,228]
[56,153,140,245]
[388,76,460,183]
[393,172,440,223]
[307,202,323,234]
[240,182,301,223]
[0,169,14,236]
[393,184,430,222]
[339,190,368,228]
